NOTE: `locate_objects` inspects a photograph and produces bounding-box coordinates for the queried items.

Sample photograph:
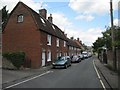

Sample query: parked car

[88,52,92,57]
[71,55,81,63]
[82,51,88,59]
[52,56,71,69]
[78,54,84,60]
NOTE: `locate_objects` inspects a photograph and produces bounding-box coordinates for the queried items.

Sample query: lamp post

[110,0,117,70]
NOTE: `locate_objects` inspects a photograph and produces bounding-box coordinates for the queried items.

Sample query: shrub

[3,51,25,69]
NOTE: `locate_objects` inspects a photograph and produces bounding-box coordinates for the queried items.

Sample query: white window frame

[56,38,59,47]
[17,15,23,22]
[69,46,71,50]
[47,50,51,61]
[57,53,59,58]
[59,52,62,57]
[47,34,51,45]
[64,41,66,47]
[64,53,66,56]
[72,47,73,50]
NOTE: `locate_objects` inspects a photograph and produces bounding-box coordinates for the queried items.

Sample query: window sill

[47,44,51,46]
[47,59,51,62]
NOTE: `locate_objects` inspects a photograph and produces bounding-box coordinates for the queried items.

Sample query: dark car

[52,56,71,69]
[71,55,81,63]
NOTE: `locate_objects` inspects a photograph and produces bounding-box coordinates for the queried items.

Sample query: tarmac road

[4,57,103,88]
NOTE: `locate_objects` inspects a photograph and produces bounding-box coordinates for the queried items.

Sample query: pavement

[94,56,118,89]
[2,65,52,86]
[1,56,118,89]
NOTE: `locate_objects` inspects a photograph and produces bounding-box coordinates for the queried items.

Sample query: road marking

[93,60,106,90]
[4,70,53,89]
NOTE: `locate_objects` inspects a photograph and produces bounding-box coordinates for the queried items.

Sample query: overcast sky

[0,0,119,46]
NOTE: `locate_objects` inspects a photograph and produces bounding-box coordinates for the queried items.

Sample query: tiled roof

[67,38,81,48]
[19,2,67,41]
[75,40,84,50]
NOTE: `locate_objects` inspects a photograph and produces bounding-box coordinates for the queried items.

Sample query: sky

[0,0,119,46]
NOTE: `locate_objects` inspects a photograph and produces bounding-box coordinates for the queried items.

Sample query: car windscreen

[73,56,77,58]
[55,57,64,61]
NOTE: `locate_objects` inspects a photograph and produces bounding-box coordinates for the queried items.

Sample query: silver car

[71,55,81,63]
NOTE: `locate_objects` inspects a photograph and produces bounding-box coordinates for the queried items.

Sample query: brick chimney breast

[48,14,53,23]
[39,9,47,19]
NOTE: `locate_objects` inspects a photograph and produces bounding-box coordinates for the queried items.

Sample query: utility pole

[110,0,117,70]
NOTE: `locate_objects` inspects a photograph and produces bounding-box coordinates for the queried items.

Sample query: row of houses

[2,2,85,68]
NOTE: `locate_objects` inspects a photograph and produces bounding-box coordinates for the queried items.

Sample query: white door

[42,52,45,66]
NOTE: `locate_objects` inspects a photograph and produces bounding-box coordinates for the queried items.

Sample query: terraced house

[3,2,82,68]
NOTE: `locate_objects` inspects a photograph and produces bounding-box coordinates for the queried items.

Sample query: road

[4,57,103,88]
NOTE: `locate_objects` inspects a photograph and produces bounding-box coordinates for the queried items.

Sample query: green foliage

[3,51,25,69]
[114,27,120,48]
[2,6,9,23]
[102,29,112,49]
[92,26,120,52]
[92,37,105,52]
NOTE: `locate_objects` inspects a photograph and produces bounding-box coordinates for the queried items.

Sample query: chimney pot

[48,14,53,23]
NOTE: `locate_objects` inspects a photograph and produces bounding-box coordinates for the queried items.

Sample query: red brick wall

[2,3,68,68]
[40,31,68,65]
[2,3,41,68]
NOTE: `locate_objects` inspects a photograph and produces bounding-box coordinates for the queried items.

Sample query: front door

[42,52,45,66]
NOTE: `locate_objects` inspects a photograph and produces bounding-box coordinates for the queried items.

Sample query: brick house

[67,37,81,56]
[75,38,85,52]
[2,2,68,68]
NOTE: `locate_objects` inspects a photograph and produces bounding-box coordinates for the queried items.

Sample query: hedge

[3,51,25,69]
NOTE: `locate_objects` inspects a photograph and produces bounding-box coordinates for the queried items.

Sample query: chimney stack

[77,38,80,42]
[48,14,53,23]
[70,37,74,40]
[65,34,67,37]
[39,9,47,19]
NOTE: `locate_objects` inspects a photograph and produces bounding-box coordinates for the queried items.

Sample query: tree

[92,37,105,52]
[2,6,8,24]
[92,26,120,52]
[114,26,120,48]
[102,28,112,50]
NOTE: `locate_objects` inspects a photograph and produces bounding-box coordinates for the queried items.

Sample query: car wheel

[64,64,67,69]
[52,66,55,69]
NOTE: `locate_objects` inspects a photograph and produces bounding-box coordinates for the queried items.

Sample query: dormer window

[52,25,55,30]
[47,34,51,45]
[40,17,46,25]
[17,15,23,22]
[64,41,66,47]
